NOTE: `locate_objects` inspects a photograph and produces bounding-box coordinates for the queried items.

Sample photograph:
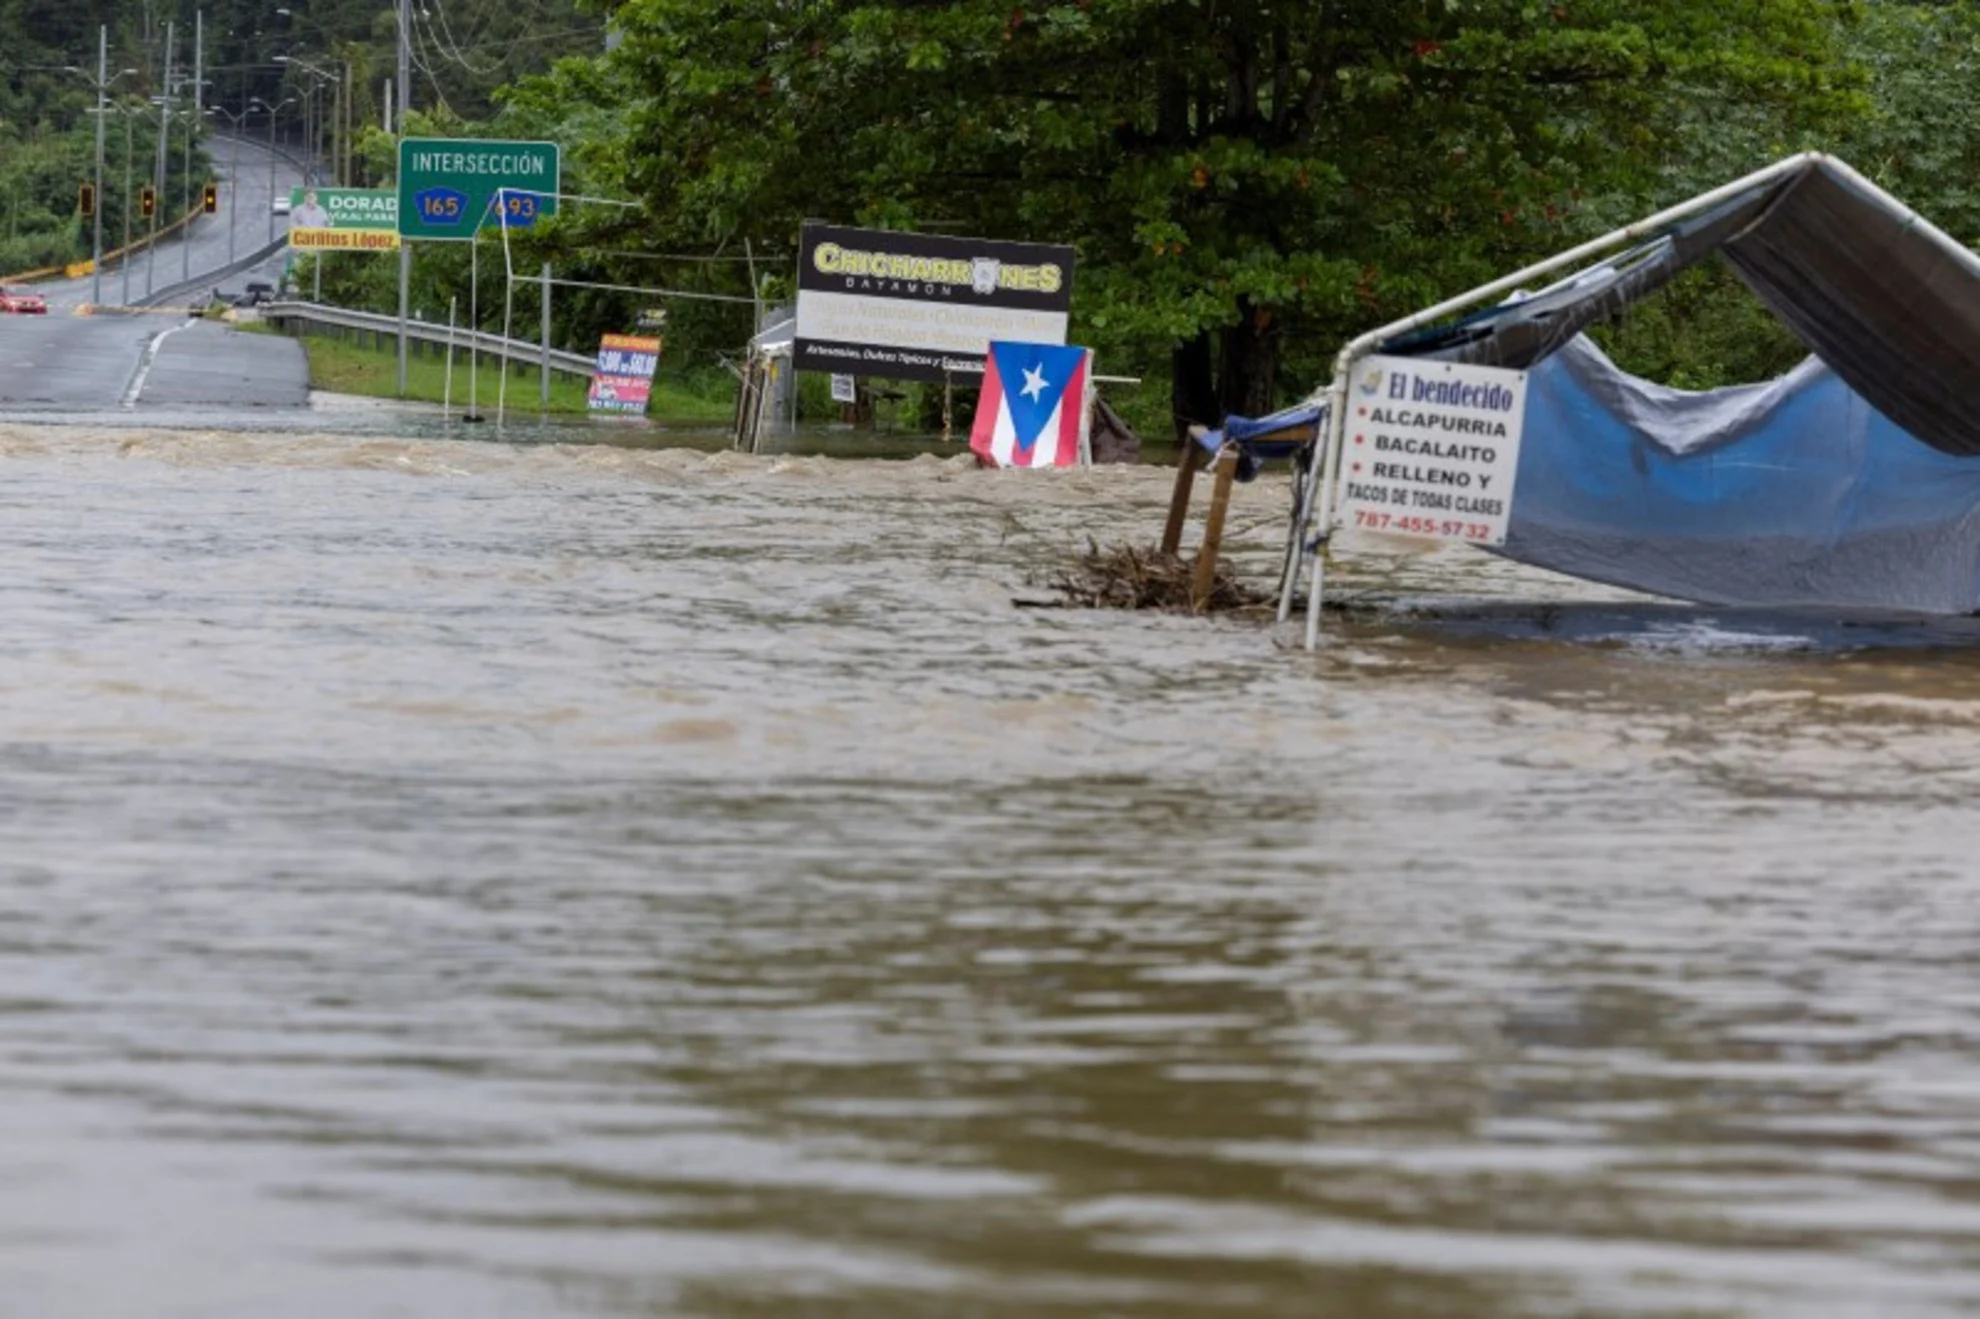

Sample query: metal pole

[226,129,237,264]
[467,229,479,420]
[183,9,200,285]
[444,296,457,420]
[266,104,278,243]
[540,261,551,409]
[121,110,132,304]
[151,21,172,299]
[396,0,412,397]
[499,259,513,427]
[91,25,106,307]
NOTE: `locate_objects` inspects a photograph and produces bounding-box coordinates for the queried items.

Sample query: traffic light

[201,183,218,215]
[139,186,156,219]
[78,183,95,217]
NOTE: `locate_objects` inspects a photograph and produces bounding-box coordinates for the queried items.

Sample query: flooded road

[4,419,1980,1318]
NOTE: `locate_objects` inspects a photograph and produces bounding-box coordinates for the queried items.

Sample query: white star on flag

[1019,363,1049,402]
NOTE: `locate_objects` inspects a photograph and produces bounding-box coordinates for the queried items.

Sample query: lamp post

[148,20,173,299]
[252,96,296,244]
[205,104,251,265]
[275,55,337,184]
[119,100,143,304]
[181,11,203,285]
[66,31,139,307]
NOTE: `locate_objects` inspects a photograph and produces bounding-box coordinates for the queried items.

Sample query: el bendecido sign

[289,187,399,251]
[397,137,560,240]
[793,222,1075,385]
[1339,356,1528,548]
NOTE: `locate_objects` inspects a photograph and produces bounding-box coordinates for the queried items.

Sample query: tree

[595,0,1859,435]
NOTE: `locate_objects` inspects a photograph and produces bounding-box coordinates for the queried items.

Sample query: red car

[0,286,47,315]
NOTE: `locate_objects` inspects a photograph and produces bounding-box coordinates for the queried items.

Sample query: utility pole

[265,100,282,243]
[397,0,412,396]
[122,109,133,304]
[226,125,237,265]
[150,21,172,298]
[183,10,200,284]
[91,25,106,307]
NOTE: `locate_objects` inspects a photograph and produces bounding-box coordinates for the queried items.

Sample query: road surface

[0,134,312,413]
[0,312,308,411]
[31,134,306,314]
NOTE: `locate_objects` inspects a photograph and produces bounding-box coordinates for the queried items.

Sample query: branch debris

[1024,541,1271,614]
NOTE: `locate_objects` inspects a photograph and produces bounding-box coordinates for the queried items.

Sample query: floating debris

[1024,540,1271,614]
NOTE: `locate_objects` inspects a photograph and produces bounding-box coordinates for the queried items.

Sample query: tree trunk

[1218,297,1279,419]
[1170,331,1218,441]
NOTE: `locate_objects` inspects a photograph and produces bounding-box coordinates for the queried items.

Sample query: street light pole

[182,9,201,285]
[122,106,133,304]
[150,21,173,298]
[397,0,411,395]
[263,99,279,243]
[207,106,246,266]
[91,25,106,307]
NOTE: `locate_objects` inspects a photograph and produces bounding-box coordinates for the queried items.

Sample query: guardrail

[261,300,597,378]
[134,233,292,310]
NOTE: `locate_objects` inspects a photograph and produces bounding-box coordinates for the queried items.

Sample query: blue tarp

[1194,402,1325,480]
[1501,337,1980,613]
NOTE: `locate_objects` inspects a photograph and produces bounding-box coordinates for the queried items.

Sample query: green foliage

[578,0,1862,428]
[0,0,601,273]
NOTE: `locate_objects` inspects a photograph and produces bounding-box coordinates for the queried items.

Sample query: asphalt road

[0,313,308,412]
[33,134,305,313]
[0,134,313,413]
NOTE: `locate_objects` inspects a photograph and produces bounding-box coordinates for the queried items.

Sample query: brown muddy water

[4,420,1980,1318]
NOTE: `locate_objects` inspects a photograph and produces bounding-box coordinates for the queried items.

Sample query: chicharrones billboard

[793,223,1075,384]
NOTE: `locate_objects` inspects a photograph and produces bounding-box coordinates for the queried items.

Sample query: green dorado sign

[289,187,399,250]
[396,137,561,240]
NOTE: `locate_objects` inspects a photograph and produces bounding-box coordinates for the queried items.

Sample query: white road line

[121,319,198,409]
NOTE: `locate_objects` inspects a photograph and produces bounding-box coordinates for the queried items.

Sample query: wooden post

[1190,444,1240,612]
[1162,428,1210,555]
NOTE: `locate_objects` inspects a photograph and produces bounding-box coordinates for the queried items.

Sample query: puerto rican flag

[970,341,1093,468]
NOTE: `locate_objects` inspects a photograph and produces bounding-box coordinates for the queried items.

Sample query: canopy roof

[1384,156,1980,458]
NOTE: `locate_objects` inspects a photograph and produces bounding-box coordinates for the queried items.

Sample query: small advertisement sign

[793,223,1074,385]
[588,333,662,415]
[1338,355,1528,547]
[829,374,856,404]
[288,187,400,251]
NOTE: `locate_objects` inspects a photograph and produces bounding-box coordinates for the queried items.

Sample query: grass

[273,327,737,422]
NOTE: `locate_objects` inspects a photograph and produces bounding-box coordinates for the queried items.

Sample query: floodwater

[5,415,1980,1319]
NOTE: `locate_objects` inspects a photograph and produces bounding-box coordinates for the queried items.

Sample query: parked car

[230,281,277,309]
[0,285,48,315]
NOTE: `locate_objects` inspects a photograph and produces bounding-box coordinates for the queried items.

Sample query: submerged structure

[1251,154,1980,646]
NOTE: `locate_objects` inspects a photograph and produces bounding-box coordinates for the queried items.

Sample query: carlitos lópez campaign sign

[288,187,400,251]
[1339,356,1528,548]
[793,223,1074,385]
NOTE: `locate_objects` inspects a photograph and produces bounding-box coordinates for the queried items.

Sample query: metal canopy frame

[1278,151,1899,649]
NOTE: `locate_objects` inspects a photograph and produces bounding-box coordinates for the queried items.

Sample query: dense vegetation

[0,0,602,272]
[8,1,1980,434]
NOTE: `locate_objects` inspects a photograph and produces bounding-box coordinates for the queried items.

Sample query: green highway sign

[396,137,561,240]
